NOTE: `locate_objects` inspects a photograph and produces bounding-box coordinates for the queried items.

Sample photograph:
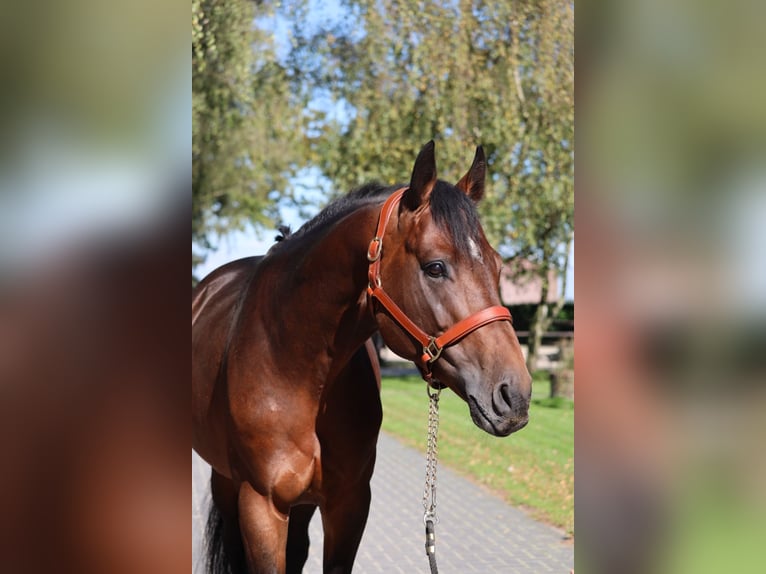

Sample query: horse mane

[268,183,393,253]
[274,225,292,242]
[290,182,394,241]
[270,180,483,257]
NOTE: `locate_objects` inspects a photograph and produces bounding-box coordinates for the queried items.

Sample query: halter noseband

[366,187,512,386]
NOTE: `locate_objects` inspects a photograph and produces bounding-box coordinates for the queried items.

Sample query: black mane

[285,182,395,243]
[270,180,483,257]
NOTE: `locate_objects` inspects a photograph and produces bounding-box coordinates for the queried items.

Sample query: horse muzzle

[467,377,531,437]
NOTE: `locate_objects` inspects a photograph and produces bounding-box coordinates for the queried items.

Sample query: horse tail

[204,495,246,574]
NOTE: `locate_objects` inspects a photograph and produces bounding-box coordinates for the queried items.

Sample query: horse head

[372,141,531,437]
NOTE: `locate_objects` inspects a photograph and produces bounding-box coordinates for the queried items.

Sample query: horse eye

[423,261,447,278]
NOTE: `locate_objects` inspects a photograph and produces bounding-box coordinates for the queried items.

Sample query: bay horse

[192,141,532,573]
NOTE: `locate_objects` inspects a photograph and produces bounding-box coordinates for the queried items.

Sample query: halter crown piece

[366,188,512,386]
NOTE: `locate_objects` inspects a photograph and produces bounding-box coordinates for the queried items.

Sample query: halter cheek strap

[366,188,512,385]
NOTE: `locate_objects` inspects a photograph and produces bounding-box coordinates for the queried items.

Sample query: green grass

[380,373,574,534]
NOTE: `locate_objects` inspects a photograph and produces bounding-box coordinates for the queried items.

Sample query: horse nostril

[492,381,514,417]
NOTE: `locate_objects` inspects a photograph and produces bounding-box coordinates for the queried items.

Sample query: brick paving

[193,432,573,573]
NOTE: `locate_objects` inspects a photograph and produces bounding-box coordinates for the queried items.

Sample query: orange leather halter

[366,187,512,385]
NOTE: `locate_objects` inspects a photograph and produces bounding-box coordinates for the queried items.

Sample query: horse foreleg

[208,470,248,574]
[238,481,289,574]
[320,483,372,574]
[286,504,317,574]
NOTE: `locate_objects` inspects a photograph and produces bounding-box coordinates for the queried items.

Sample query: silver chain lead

[423,384,441,524]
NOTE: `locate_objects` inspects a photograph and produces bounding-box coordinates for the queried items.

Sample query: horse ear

[403,140,437,210]
[456,146,486,202]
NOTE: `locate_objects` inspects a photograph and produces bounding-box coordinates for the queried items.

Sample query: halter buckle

[368,275,382,291]
[367,237,382,262]
[423,338,443,363]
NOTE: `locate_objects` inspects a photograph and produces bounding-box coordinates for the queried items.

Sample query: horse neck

[262,204,380,384]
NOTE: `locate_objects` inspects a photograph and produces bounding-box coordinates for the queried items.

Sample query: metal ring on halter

[368,276,381,290]
[367,237,382,261]
[423,337,443,363]
[426,383,442,399]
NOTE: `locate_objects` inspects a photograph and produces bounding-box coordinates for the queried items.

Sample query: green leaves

[192,0,307,268]
[192,0,573,298]
[294,0,573,269]
[291,0,573,369]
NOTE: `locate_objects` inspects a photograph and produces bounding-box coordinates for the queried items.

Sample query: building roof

[499,260,561,305]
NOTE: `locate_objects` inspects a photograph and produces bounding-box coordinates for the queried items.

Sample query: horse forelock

[427,180,484,259]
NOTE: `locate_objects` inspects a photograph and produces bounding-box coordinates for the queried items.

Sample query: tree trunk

[526,244,552,372]
[550,369,574,399]
[526,298,549,373]
[526,234,572,374]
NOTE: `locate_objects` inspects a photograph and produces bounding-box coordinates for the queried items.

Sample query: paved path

[193,433,573,573]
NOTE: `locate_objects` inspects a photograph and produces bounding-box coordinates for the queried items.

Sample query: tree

[288,0,573,369]
[192,0,306,270]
